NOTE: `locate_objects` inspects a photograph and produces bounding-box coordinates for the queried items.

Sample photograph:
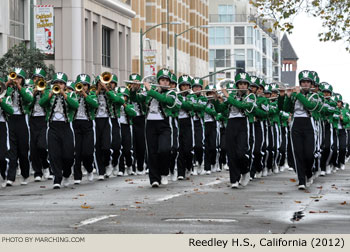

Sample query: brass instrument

[0,82,7,99]
[35,78,47,91]
[52,84,61,94]
[8,72,17,80]
[75,82,84,92]
[100,72,112,84]
[90,85,97,92]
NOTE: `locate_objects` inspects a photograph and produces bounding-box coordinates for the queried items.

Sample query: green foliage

[251,0,350,51]
[0,42,55,79]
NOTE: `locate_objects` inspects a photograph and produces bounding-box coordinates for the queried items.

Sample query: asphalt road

[0,165,349,234]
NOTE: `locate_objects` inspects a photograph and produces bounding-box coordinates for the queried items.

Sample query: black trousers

[73,120,94,180]
[251,121,264,177]
[193,119,204,165]
[262,120,268,169]
[219,126,227,167]
[119,124,133,172]
[95,118,111,175]
[347,129,350,157]
[110,118,121,168]
[48,121,74,185]
[177,117,193,177]
[132,115,146,172]
[7,115,30,181]
[169,117,178,174]
[226,118,250,183]
[266,124,274,170]
[146,118,171,184]
[204,121,217,171]
[287,125,295,169]
[321,122,333,171]
[291,117,315,186]
[337,128,347,167]
[330,128,338,167]
[248,122,255,174]
[0,122,8,180]
[278,126,288,167]
[29,116,49,177]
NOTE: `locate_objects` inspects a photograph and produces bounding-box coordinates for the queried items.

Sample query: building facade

[0,0,135,82]
[131,0,208,78]
[208,0,282,84]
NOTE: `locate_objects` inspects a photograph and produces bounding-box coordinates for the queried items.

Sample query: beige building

[0,0,135,82]
[131,0,209,78]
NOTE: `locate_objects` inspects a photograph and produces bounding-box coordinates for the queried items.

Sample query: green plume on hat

[298,70,314,83]
[178,74,193,86]
[249,75,259,87]
[319,82,333,93]
[192,77,203,87]
[76,74,91,85]
[52,72,68,84]
[156,68,171,82]
[33,68,47,79]
[129,73,142,82]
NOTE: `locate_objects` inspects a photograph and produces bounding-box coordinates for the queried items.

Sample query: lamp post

[174,25,209,76]
[140,22,180,78]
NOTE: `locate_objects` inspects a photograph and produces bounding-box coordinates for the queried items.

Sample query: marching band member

[29,68,51,182]
[94,74,125,180]
[143,68,176,187]
[168,73,181,181]
[73,74,98,184]
[39,72,78,189]
[116,87,137,176]
[177,75,194,180]
[319,82,336,176]
[4,68,33,186]
[0,77,13,185]
[284,70,318,190]
[191,77,207,175]
[128,73,147,175]
[221,72,254,188]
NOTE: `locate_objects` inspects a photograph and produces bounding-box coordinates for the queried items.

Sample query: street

[0,167,349,234]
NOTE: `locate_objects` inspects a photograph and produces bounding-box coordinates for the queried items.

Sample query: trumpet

[52,84,61,94]
[35,78,47,91]
[0,82,7,99]
[100,72,112,84]
[90,85,97,92]
[75,82,84,92]
[8,72,17,80]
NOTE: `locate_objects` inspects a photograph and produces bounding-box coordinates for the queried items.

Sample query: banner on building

[34,5,54,54]
[144,50,157,76]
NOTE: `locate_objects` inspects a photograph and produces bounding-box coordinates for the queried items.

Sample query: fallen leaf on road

[319,211,328,213]
[129,182,134,184]
[245,205,252,208]
[309,210,328,213]
[194,188,199,191]
[78,194,84,197]
[340,201,347,205]
[310,196,321,199]
[216,178,220,180]
[262,222,271,224]
[136,206,141,209]
[120,208,128,211]
[72,197,78,199]
[277,192,283,195]
[40,186,46,188]
[135,201,143,204]
[81,203,91,209]
[260,181,264,184]
[110,203,115,206]
[176,231,184,234]
[224,192,229,195]
[199,183,203,186]
[294,201,302,204]
[309,211,317,213]
[125,179,133,182]
[138,186,144,188]
[317,186,323,189]
[290,179,297,182]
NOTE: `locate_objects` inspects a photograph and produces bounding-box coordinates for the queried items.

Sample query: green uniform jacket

[268,99,280,126]
[255,95,269,121]
[192,95,207,119]
[146,89,176,118]
[0,95,14,120]
[178,93,194,117]
[280,111,290,127]
[319,97,336,123]
[283,92,318,119]
[39,90,79,122]
[223,93,255,121]
[129,90,147,115]
[6,86,34,114]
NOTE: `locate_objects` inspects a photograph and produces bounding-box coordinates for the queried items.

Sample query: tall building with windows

[131,0,209,78]
[0,0,135,82]
[208,0,281,84]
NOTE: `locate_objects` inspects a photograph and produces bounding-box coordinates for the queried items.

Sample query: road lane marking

[71,215,118,228]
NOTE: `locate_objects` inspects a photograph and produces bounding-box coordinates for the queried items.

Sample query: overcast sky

[288,13,350,103]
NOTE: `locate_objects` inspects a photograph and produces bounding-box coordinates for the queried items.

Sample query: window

[263,57,267,75]
[102,26,111,67]
[209,27,230,45]
[256,51,261,70]
[262,38,266,54]
[247,49,254,67]
[234,27,244,44]
[234,49,245,72]
[218,5,234,22]
[247,26,254,45]
[209,49,231,68]
[8,0,25,48]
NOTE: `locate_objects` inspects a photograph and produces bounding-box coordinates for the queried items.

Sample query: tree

[0,42,55,79]
[251,0,350,51]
